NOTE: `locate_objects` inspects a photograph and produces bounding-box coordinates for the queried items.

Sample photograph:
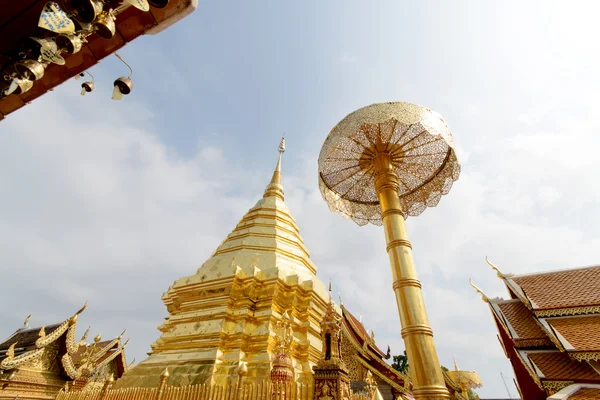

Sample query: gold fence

[56,381,312,400]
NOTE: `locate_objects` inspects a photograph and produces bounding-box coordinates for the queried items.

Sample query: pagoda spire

[263,137,286,201]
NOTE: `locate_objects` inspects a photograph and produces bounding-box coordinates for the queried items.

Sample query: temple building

[474,260,600,400]
[113,138,331,388]
[0,303,130,400]
[110,139,472,400]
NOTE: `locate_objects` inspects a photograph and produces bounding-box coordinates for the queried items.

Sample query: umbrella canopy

[318,102,460,226]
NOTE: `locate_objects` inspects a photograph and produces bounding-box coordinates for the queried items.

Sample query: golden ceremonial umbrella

[318,102,460,400]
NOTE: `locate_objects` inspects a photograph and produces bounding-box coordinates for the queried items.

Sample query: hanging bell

[56,33,83,54]
[14,59,46,81]
[94,12,116,39]
[2,78,33,96]
[148,0,169,8]
[112,77,132,100]
[80,81,94,95]
[62,0,104,24]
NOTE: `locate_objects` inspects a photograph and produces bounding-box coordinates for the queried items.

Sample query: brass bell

[94,12,116,39]
[63,0,104,24]
[56,34,83,54]
[112,77,132,100]
[3,78,33,96]
[148,0,169,8]
[14,59,46,81]
[80,81,94,95]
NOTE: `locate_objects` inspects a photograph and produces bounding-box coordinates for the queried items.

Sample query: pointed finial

[359,314,363,323]
[236,361,248,376]
[486,256,509,278]
[469,279,489,303]
[80,326,91,343]
[338,292,343,307]
[118,329,126,339]
[453,354,459,371]
[94,333,102,343]
[263,137,286,200]
[23,315,31,328]
[161,367,169,378]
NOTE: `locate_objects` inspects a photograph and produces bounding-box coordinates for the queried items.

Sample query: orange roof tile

[511,267,600,310]
[549,316,600,351]
[570,387,600,400]
[498,301,547,340]
[527,352,599,381]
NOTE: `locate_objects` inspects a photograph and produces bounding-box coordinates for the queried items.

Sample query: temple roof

[569,387,600,399]
[341,306,387,358]
[524,351,600,381]
[0,323,61,357]
[504,265,600,311]
[548,315,600,352]
[481,261,600,397]
[0,305,128,383]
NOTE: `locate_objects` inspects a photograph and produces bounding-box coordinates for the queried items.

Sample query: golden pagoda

[114,138,331,388]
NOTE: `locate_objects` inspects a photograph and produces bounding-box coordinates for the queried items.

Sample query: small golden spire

[338,292,344,307]
[263,137,286,200]
[79,326,91,344]
[94,333,102,343]
[453,354,459,371]
[160,367,170,378]
[23,315,31,328]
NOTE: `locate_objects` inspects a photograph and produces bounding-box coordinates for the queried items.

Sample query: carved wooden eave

[340,306,386,359]
[0,302,87,371]
[338,308,411,393]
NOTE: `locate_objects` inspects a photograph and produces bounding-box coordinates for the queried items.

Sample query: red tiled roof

[549,316,600,352]
[511,267,600,310]
[570,387,600,399]
[527,352,599,381]
[341,307,386,357]
[498,302,547,340]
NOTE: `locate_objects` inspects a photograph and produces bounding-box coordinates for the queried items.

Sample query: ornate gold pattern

[318,102,459,226]
[542,381,574,395]
[569,352,600,362]
[535,306,600,318]
[318,102,458,400]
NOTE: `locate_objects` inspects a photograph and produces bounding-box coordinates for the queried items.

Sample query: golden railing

[56,381,312,400]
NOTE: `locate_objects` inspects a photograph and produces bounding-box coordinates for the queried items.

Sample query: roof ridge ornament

[486,256,512,278]
[469,279,489,303]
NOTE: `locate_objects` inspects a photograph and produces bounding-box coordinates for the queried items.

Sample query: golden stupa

[114,138,330,388]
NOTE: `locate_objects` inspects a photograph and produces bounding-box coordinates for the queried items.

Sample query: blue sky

[3,1,600,398]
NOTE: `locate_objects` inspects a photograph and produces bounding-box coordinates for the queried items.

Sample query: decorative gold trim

[61,353,81,380]
[542,380,574,395]
[401,325,433,338]
[386,240,412,252]
[354,356,408,393]
[569,352,600,362]
[392,279,421,290]
[35,320,70,348]
[91,331,126,363]
[535,306,600,318]
[0,345,44,369]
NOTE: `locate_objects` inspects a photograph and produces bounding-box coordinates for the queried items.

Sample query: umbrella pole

[373,153,450,400]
